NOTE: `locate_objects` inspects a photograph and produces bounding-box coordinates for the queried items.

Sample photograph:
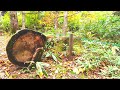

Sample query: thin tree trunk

[38,11,40,19]
[68,34,73,60]
[10,11,18,33]
[22,11,25,29]
[63,11,68,36]
[54,11,59,30]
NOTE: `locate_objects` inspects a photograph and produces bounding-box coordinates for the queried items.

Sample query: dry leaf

[5,71,9,77]
[73,67,79,74]
[39,72,43,78]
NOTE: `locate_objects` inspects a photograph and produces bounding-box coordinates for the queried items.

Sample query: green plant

[25,13,39,29]
[98,65,120,78]
[68,13,81,32]
[45,51,58,62]
[20,67,31,73]
[1,12,10,32]
[74,37,119,75]
[36,62,49,78]
[73,11,120,44]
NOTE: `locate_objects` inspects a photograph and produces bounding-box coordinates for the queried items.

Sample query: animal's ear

[1,11,7,16]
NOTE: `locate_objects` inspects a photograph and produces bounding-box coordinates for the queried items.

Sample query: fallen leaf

[52,54,57,61]
[78,67,85,73]
[73,67,79,74]
[38,72,43,78]
[5,71,9,77]
[55,70,58,73]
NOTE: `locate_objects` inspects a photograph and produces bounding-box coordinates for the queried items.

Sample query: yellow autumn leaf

[4,71,13,79]
[5,71,10,77]
[38,72,43,78]
[79,73,85,79]
[9,75,13,79]
[78,67,85,73]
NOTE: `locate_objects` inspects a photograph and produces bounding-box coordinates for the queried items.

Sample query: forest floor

[0,35,111,79]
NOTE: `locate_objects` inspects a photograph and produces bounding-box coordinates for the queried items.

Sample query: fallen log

[6,29,47,67]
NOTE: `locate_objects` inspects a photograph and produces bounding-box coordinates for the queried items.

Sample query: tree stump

[6,29,47,67]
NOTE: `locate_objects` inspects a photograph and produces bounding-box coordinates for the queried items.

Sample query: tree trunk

[10,11,18,33]
[63,11,68,36]
[38,11,40,19]
[68,34,73,60]
[54,11,59,30]
[6,29,47,67]
[22,11,25,29]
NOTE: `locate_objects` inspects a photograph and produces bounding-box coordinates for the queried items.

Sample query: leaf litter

[0,35,115,79]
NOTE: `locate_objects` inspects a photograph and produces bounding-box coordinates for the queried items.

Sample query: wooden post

[68,33,73,60]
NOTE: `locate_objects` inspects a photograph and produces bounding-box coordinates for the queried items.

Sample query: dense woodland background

[0,11,120,79]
